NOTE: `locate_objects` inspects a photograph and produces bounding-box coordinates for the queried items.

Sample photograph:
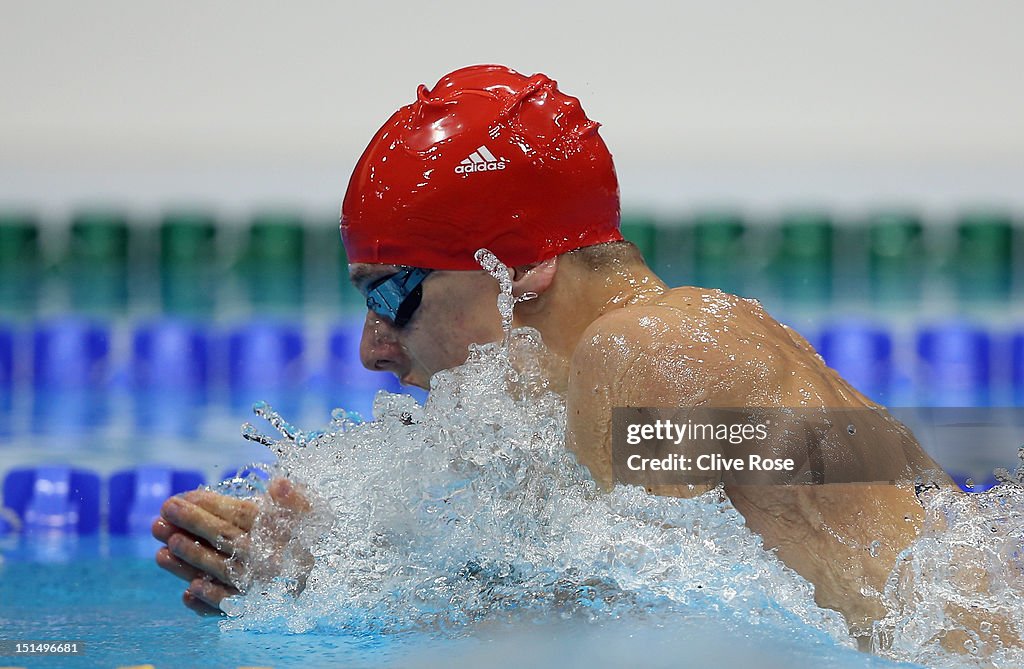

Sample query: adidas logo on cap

[455,145,507,174]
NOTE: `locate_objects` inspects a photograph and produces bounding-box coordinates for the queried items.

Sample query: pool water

[0,537,919,669]
[0,536,419,668]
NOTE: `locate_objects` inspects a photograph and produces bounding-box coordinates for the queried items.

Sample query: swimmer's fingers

[182,590,224,617]
[180,490,259,532]
[151,517,177,543]
[154,520,249,586]
[186,577,240,614]
[160,541,238,615]
[167,531,246,588]
[155,545,204,584]
[162,495,250,555]
[268,478,312,514]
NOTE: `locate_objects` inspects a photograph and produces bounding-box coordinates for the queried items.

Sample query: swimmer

[154,65,971,644]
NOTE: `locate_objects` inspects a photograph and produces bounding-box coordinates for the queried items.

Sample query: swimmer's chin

[399,373,431,390]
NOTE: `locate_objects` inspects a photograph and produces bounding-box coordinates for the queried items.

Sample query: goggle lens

[364,267,432,327]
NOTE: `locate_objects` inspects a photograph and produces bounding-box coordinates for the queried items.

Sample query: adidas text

[455,161,507,174]
[456,145,507,175]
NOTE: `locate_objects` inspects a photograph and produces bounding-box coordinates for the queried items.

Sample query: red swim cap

[341,64,622,270]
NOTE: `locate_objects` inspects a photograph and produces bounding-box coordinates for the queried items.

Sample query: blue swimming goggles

[364,266,433,328]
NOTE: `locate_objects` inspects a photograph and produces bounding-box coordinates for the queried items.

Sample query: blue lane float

[1013,331,1024,406]
[818,320,892,405]
[228,320,305,417]
[31,318,110,433]
[0,323,12,388]
[32,318,110,391]
[0,323,12,421]
[917,322,991,407]
[132,319,210,436]
[2,465,101,534]
[133,319,210,395]
[108,465,205,535]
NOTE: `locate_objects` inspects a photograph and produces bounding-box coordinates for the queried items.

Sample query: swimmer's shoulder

[655,287,823,357]
[569,287,757,403]
[653,286,776,325]
[573,286,778,361]
[571,287,821,403]
[612,286,791,346]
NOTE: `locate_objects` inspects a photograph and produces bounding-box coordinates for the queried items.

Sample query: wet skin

[155,249,955,640]
[349,265,504,390]
[565,284,953,635]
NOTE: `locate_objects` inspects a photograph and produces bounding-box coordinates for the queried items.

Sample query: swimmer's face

[350,263,505,389]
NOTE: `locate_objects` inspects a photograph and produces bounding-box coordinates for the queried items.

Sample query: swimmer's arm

[566,306,733,497]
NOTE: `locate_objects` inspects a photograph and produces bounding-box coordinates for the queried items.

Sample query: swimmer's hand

[152,478,311,616]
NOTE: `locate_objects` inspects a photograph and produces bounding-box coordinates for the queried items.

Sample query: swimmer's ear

[511,256,558,299]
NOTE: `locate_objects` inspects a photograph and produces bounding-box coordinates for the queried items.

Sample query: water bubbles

[240,422,276,447]
[870,482,1024,666]
[218,462,274,498]
[475,249,515,346]
[242,401,325,450]
[329,407,364,428]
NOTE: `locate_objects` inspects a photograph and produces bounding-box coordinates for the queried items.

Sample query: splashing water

[216,252,1024,668]
[220,329,847,642]
[474,248,537,347]
[870,481,1024,667]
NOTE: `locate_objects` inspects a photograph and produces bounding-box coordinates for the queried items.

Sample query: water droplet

[475,248,516,347]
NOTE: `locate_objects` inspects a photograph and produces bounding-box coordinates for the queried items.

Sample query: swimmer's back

[566,284,955,630]
[569,285,947,487]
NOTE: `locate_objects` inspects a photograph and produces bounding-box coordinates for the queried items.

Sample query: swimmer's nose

[359,311,408,375]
